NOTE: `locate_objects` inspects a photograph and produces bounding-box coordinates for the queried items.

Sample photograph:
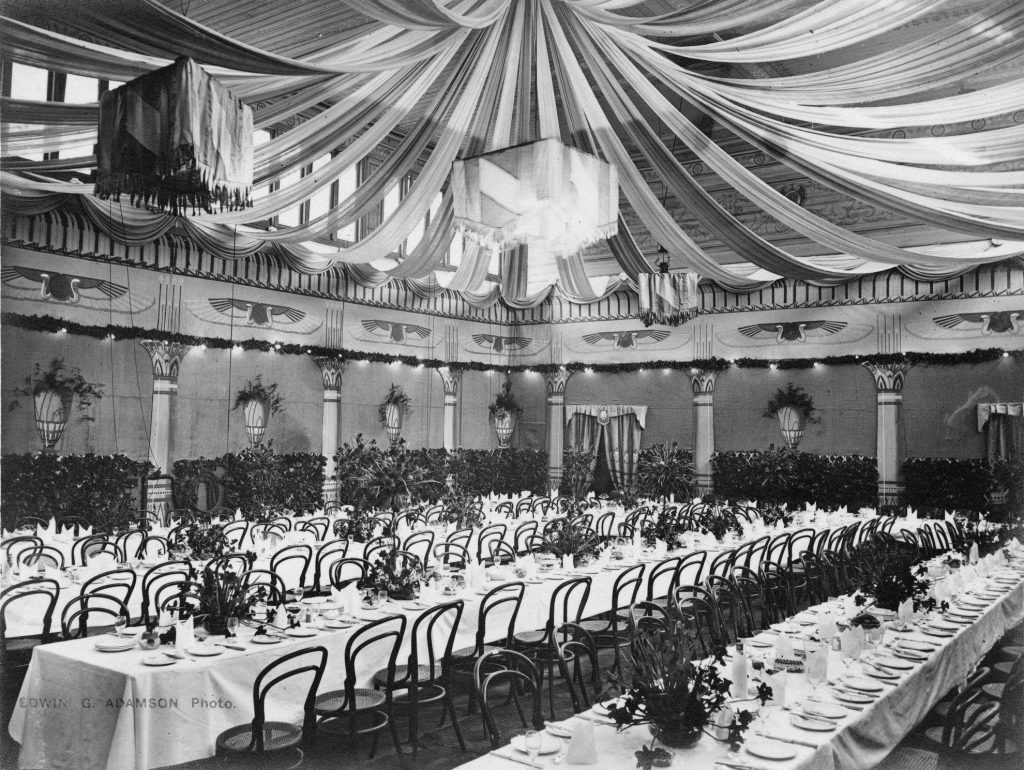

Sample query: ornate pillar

[437,368,463,452]
[545,369,573,491]
[314,357,346,501]
[862,362,912,507]
[140,340,191,518]
[687,369,717,496]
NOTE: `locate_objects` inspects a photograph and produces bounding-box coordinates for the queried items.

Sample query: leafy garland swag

[5,312,1020,374]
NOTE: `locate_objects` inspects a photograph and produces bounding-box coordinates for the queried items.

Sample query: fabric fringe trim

[639,307,698,328]
[95,165,252,216]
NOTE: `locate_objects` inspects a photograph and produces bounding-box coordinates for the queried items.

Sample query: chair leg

[388,710,404,756]
[446,690,466,751]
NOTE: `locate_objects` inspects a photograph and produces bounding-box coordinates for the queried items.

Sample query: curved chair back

[312,539,349,593]
[248,646,328,751]
[329,557,372,591]
[402,530,435,570]
[474,649,544,748]
[1,578,60,655]
[81,567,137,607]
[61,594,131,639]
[270,544,313,592]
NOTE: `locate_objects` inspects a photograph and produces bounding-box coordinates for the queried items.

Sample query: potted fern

[233,375,283,446]
[488,378,523,449]
[764,383,818,450]
[9,358,104,449]
[378,384,412,447]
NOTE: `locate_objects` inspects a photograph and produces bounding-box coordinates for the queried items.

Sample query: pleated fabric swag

[95,57,253,214]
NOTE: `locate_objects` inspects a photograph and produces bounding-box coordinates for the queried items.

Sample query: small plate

[791,715,836,732]
[545,720,576,739]
[871,655,914,670]
[187,645,223,656]
[141,655,176,666]
[250,635,282,644]
[833,690,873,705]
[843,677,884,693]
[324,619,354,629]
[285,627,318,638]
[863,667,900,682]
[921,627,955,638]
[750,637,775,648]
[891,648,928,662]
[898,640,938,652]
[94,640,136,652]
[510,733,561,755]
[770,623,800,634]
[888,622,912,633]
[803,702,847,719]
[525,579,545,584]
[746,739,797,761]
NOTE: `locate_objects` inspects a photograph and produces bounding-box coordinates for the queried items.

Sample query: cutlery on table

[808,696,863,713]
[792,711,838,726]
[754,731,818,749]
[492,750,541,768]
[574,713,616,726]
[215,643,246,651]
[716,762,774,770]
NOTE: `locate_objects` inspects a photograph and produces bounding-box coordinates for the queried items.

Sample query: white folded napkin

[565,719,597,765]
[560,555,574,571]
[774,632,794,659]
[176,616,195,649]
[898,599,913,625]
[969,543,980,564]
[840,628,861,659]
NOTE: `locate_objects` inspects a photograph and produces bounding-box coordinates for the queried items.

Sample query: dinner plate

[770,623,801,634]
[94,640,136,652]
[250,634,282,644]
[285,627,318,637]
[890,648,928,662]
[791,715,836,732]
[750,636,775,648]
[928,619,961,631]
[871,655,914,670]
[803,702,847,719]
[525,579,545,584]
[898,639,939,652]
[863,667,900,682]
[833,690,874,705]
[187,645,223,656]
[545,720,577,739]
[746,739,797,761]
[843,677,884,693]
[141,655,176,666]
[921,627,955,638]
[510,733,561,755]
[793,612,818,625]
[888,622,912,633]
[957,599,989,609]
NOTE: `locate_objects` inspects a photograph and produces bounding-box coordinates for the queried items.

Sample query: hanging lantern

[638,253,700,327]
[451,138,618,260]
[96,57,253,215]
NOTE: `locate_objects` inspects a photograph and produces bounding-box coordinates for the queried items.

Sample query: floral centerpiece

[167,563,259,635]
[540,518,600,567]
[332,509,377,541]
[606,622,763,758]
[180,522,231,560]
[698,502,745,542]
[853,549,933,612]
[643,507,687,551]
[636,443,694,503]
[359,548,425,601]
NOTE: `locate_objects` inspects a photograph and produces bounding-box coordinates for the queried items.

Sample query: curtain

[603,413,642,491]
[986,414,1024,510]
[569,413,601,495]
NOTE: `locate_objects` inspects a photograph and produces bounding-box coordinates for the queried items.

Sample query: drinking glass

[293,586,305,603]
[805,641,826,697]
[226,617,239,638]
[839,635,857,673]
[524,730,542,767]
[377,589,388,607]
[194,626,209,645]
[113,615,127,638]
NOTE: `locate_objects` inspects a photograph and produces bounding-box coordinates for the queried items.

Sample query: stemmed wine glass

[805,640,826,700]
[523,730,542,768]
[226,617,239,638]
[293,586,305,603]
[113,614,127,638]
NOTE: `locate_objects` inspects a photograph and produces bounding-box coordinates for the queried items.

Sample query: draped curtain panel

[603,413,642,491]
[986,414,1024,509]
[569,412,601,490]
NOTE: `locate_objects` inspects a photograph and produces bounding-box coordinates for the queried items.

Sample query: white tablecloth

[457,565,1024,770]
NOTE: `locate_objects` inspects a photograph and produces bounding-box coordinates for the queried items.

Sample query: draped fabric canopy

[2,0,1023,300]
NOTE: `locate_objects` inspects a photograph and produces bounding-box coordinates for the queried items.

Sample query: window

[334,165,357,242]
[64,74,98,103]
[9,63,48,100]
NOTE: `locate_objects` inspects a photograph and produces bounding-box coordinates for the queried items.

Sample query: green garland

[3,312,1021,374]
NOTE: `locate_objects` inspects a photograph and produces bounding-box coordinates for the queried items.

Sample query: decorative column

[437,368,463,452]
[862,362,912,507]
[688,369,717,496]
[140,340,191,518]
[314,356,346,501]
[545,369,573,491]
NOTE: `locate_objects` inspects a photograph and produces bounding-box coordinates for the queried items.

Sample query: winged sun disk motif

[1,266,127,303]
[472,333,530,352]
[933,311,1021,335]
[737,320,847,342]
[209,298,306,327]
[361,319,431,344]
[581,330,670,349]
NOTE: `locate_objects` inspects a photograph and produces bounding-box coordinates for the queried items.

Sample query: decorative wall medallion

[360,319,431,345]
[738,320,847,342]
[188,297,322,333]
[471,333,531,353]
[580,330,670,349]
[1,265,151,313]
[933,310,1021,335]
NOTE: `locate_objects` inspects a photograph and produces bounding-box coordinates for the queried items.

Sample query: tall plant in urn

[378,384,412,447]
[9,358,104,449]
[233,376,284,446]
[488,377,522,449]
[764,383,818,450]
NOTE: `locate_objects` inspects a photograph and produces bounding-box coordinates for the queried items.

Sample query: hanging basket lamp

[95,57,253,215]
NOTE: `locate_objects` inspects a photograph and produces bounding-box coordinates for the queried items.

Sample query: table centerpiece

[359,548,425,601]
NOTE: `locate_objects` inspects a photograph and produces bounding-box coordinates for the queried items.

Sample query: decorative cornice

[139,339,191,381]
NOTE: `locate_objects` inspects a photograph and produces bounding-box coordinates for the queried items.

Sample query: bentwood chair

[513,521,538,554]
[310,539,349,594]
[372,600,466,753]
[20,545,65,571]
[215,646,328,763]
[61,594,131,639]
[646,556,683,604]
[329,558,372,591]
[139,560,191,622]
[315,614,406,757]
[221,521,249,549]
[2,536,43,572]
[270,544,313,595]
[554,622,601,712]
[237,569,287,605]
[1,578,60,669]
[474,649,545,749]
[578,563,644,676]
[207,552,251,577]
[81,567,137,607]
[364,535,399,565]
[402,530,434,570]
[476,524,507,564]
[673,585,726,658]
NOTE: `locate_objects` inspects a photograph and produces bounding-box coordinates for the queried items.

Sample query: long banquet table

[457,559,1024,770]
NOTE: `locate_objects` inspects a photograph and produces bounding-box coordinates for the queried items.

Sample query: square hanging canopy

[638,267,700,327]
[95,57,253,215]
[451,138,618,260]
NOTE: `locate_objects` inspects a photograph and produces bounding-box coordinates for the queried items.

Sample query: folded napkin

[818,613,838,641]
[969,543,980,564]
[176,616,195,649]
[859,507,877,517]
[235,508,243,521]
[565,719,597,765]
[774,632,794,659]
[898,599,913,625]
[90,553,116,572]
[840,628,862,658]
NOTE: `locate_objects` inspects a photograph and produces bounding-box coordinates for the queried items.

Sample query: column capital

[313,356,347,390]
[545,369,573,398]
[437,367,463,398]
[862,361,912,394]
[687,369,718,395]
[139,340,191,382]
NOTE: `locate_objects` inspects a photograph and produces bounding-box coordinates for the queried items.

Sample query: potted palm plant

[488,378,523,449]
[378,383,412,447]
[764,383,818,450]
[233,375,284,446]
[9,358,104,449]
